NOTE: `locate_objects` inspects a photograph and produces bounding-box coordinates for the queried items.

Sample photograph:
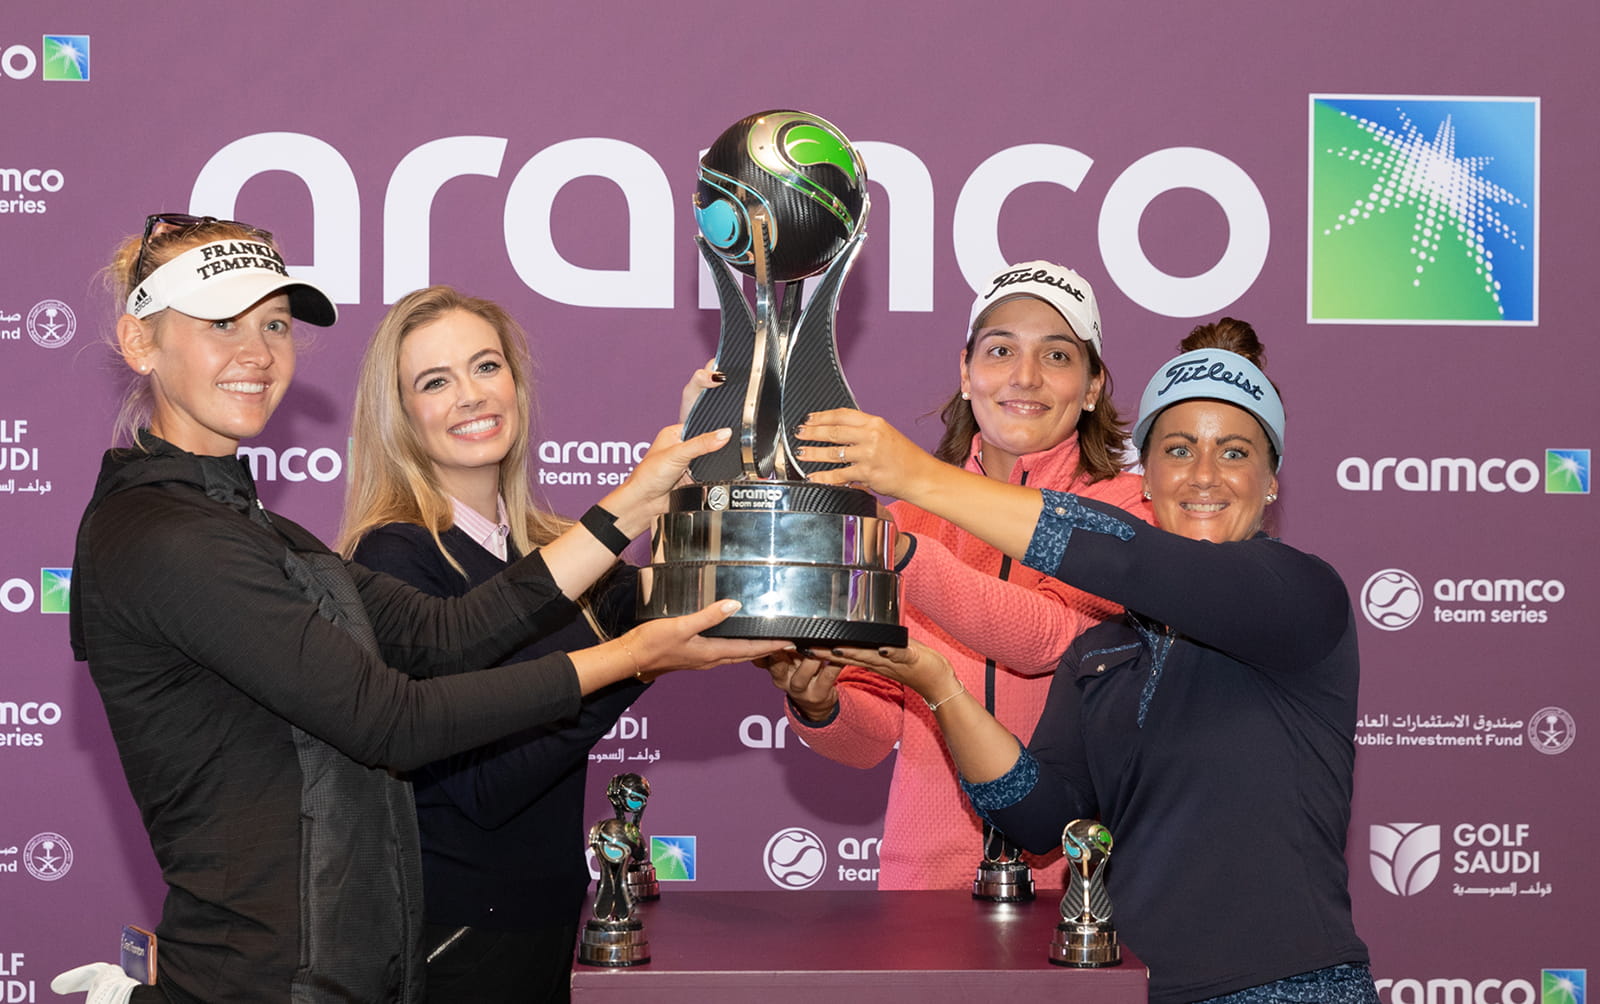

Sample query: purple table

[570,890,1148,1002]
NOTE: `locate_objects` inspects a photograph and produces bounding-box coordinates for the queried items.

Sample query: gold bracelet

[619,640,643,679]
[924,677,965,713]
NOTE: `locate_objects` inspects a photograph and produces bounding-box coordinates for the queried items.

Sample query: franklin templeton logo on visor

[193,241,288,281]
[1157,355,1266,401]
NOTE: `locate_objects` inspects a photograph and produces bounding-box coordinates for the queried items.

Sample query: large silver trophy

[577,818,650,967]
[1048,820,1121,967]
[637,110,905,647]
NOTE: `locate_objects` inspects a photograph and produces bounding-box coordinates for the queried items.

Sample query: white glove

[50,963,138,1004]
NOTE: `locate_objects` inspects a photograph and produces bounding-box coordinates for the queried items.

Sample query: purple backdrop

[3,2,1594,999]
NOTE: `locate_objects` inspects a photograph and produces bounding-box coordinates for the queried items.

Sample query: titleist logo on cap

[983,266,1086,303]
[1157,355,1265,401]
[192,240,288,281]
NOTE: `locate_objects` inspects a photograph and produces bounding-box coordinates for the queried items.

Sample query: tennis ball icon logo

[764,827,827,889]
[1360,569,1423,631]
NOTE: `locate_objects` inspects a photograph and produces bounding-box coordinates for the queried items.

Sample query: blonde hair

[100,218,274,447]
[336,285,573,580]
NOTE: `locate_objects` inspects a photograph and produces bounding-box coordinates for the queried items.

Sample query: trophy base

[1047,922,1121,967]
[578,919,650,967]
[639,481,905,647]
[627,862,660,902]
[972,861,1035,902]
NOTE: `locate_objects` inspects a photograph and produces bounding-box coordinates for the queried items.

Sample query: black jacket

[70,434,584,1002]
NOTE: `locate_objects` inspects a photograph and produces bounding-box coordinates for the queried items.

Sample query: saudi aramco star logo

[1308,95,1538,325]
[1545,450,1589,494]
[42,36,90,81]
[649,836,696,881]
[1543,969,1585,1004]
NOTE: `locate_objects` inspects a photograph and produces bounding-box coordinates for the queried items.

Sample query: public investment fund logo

[1527,707,1576,756]
[42,36,91,81]
[1369,823,1441,896]
[650,835,697,881]
[1309,95,1538,325]
[24,831,74,880]
[763,827,826,890]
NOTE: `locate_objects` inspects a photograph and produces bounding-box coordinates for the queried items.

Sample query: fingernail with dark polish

[711,371,726,383]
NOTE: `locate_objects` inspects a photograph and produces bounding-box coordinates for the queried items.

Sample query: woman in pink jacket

[768,261,1150,890]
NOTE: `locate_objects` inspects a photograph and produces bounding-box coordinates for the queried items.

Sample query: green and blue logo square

[41,568,72,614]
[1542,969,1584,1004]
[650,835,697,881]
[1546,450,1589,494]
[1309,95,1537,325]
[42,36,90,81]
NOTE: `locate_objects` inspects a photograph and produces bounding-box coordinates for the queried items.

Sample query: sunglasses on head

[133,213,274,286]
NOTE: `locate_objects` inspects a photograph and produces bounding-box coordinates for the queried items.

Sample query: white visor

[126,239,337,326]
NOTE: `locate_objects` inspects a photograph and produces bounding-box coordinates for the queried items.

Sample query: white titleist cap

[966,260,1102,356]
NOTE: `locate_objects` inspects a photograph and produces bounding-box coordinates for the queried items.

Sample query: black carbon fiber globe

[694,109,867,282]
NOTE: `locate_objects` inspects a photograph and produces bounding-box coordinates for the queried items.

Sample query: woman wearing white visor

[56,214,780,1003]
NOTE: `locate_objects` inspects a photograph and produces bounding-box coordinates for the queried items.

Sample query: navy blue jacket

[353,523,645,930]
[968,492,1369,1003]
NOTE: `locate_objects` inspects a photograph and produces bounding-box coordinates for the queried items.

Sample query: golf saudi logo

[1308,95,1538,325]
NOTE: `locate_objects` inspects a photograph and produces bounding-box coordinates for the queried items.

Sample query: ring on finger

[837,447,846,460]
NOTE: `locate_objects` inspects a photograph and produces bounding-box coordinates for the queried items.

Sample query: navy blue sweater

[968,492,1368,1003]
[353,523,645,930]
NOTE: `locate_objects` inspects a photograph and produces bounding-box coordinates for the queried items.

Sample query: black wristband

[579,504,631,555]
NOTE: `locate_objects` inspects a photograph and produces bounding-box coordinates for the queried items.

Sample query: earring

[1142,489,1152,500]
[960,391,970,400]
[1083,402,1096,412]
[1265,493,1277,504]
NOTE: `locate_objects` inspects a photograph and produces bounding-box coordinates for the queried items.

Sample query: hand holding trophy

[637,110,905,647]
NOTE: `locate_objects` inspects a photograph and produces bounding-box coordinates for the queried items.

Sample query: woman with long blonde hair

[338,285,645,1002]
[59,220,777,1004]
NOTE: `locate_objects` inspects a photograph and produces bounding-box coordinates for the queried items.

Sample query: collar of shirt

[449,495,511,561]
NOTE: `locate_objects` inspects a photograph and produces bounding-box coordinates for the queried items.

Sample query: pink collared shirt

[449,496,511,561]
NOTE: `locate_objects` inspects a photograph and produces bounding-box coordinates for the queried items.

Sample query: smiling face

[1141,398,1278,543]
[135,294,296,456]
[397,309,518,502]
[960,296,1103,481]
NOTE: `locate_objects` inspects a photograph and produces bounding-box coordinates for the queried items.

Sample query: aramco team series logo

[763,827,826,890]
[1308,95,1538,325]
[1369,822,1441,896]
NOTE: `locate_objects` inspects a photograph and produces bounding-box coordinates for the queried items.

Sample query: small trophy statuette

[577,818,650,967]
[972,821,1035,902]
[1048,820,1120,967]
[608,772,659,901]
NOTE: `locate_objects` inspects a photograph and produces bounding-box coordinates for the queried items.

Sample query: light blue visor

[1133,349,1284,469]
